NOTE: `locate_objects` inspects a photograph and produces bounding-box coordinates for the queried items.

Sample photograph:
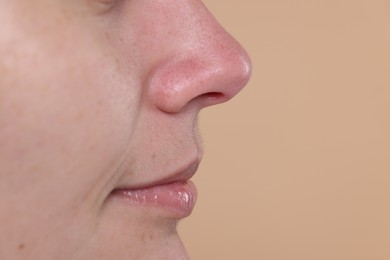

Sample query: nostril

[200,92,224,100]
[196,92,229,107]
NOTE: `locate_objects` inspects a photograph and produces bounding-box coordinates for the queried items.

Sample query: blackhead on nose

[147,0,252,113]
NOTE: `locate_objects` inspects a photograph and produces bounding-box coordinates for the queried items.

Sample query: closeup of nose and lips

[148,1,253,177]
[109,1,252,215]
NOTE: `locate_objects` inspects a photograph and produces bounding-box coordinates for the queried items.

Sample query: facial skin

[0,0,251,259]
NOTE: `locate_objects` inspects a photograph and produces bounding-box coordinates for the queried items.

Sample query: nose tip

[147,2,252,114]
[218,48,252,102]
[149,47,252,113]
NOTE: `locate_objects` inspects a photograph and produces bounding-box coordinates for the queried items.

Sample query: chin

[79,228,190,260]
[72,198,191,260]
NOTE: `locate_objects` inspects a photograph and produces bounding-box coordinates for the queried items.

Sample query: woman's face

[0,0,251,259]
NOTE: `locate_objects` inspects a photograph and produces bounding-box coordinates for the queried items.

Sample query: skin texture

[0,0,251,259]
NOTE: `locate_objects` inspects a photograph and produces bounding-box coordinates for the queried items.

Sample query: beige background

[179,1,390,259]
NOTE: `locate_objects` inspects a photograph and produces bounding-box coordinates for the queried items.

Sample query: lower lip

[111,181,197,218]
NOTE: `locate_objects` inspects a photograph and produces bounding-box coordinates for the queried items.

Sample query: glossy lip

[112,180,197,218]
[110,159,200,219]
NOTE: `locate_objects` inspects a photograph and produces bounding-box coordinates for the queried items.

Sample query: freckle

[74,111,84,122]
[89,143,96,152]
[152,153,156,159]
[140,233,146,242]
[18,243,25,250]
[149,234,154,240]
[105,32,110,41]
[13,105,24,117]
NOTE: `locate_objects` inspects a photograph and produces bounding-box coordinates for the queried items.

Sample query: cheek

[0,47,140,196]
[0,28,141,254]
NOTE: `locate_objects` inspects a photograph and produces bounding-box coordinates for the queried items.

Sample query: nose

[147,1,252,113]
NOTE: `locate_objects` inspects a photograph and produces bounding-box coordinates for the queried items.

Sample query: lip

[109,159,201,219]
[111,180,197,218]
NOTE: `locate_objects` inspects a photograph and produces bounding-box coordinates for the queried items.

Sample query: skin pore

[0,0,251,259]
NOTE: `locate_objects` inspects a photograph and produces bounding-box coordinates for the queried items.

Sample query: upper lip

[114,157,201,191]
[148,159,200,188]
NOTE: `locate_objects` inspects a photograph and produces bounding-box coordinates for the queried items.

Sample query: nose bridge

[147,0,252,113]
